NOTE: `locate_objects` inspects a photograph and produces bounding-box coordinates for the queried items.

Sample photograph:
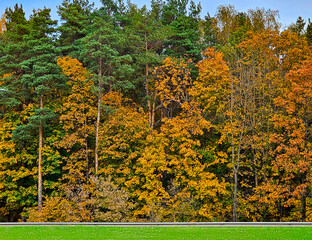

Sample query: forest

[0,0,312,222]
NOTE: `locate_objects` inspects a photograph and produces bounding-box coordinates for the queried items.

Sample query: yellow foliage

[98,103,150,181]
[26,176,134,222]
[26,196,92,222]
[0,14,6,34]
[192,47,231,118]
[102,91,124,107]
[129,98,229,221]
[154,57,192,107]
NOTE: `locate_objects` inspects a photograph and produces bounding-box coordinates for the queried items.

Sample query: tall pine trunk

[95,58,102,177]
[38,95,43,212]
[144,33,154,129]
[95,95,101,176]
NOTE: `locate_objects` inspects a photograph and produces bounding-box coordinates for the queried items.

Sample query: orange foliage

[269,57,312,221]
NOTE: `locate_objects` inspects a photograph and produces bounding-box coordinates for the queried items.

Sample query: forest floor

[1,226,312,239]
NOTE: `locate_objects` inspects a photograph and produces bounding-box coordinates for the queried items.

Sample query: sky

[1,0,311,29]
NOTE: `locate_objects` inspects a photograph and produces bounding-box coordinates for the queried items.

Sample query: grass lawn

[1,226,312,240]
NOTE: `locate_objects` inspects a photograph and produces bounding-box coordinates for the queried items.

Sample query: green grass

[1,226,312,240]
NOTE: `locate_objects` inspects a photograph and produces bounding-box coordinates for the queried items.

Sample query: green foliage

[201,13,217,47]
[57,0,94,55]
[306,19,312,45]
[77,15,135,92]
[289,16,306,36]
[4,4,28,40]
[162,0,203,62]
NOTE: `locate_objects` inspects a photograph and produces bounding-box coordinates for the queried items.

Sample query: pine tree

[124,4,170,128]
[306,19,312,45]
[78,8,134,175]
[201,13,217,47]
[289,16,306,36]
[57,0,94,56]
[162,0,203,62]
[9,8,65,212]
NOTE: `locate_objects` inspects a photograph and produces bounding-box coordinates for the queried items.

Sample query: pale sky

[1,0,311,29]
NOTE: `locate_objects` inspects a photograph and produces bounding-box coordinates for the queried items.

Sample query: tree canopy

[1,0,312,222]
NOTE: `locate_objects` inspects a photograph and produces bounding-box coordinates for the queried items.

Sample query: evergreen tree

[78,7,134,175]
[0,5,30,221]
[162,0,203,62]
[289,16,306,36]
[0,5,65,218]
[7,8,65,212]
[57,0,94,56]
[123,3,170,128]
[4,4,28,41]
[306,19,312,45]
[201,13,217,47]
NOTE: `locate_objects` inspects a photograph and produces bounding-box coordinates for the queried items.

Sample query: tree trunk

[38,95,43,212]
[254,153,258,188]
[83,111,89,180]
[233,168,238,222]
[85,138,89,181]
[301,119,308,222]
[95,95,101,176]
[301,191,306,222]
[230,76,238,222]
[144,33,153,129]
[95,58,102,177]
[152,99,156,128]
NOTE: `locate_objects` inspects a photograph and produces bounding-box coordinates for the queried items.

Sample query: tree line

[1,0,312,222]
